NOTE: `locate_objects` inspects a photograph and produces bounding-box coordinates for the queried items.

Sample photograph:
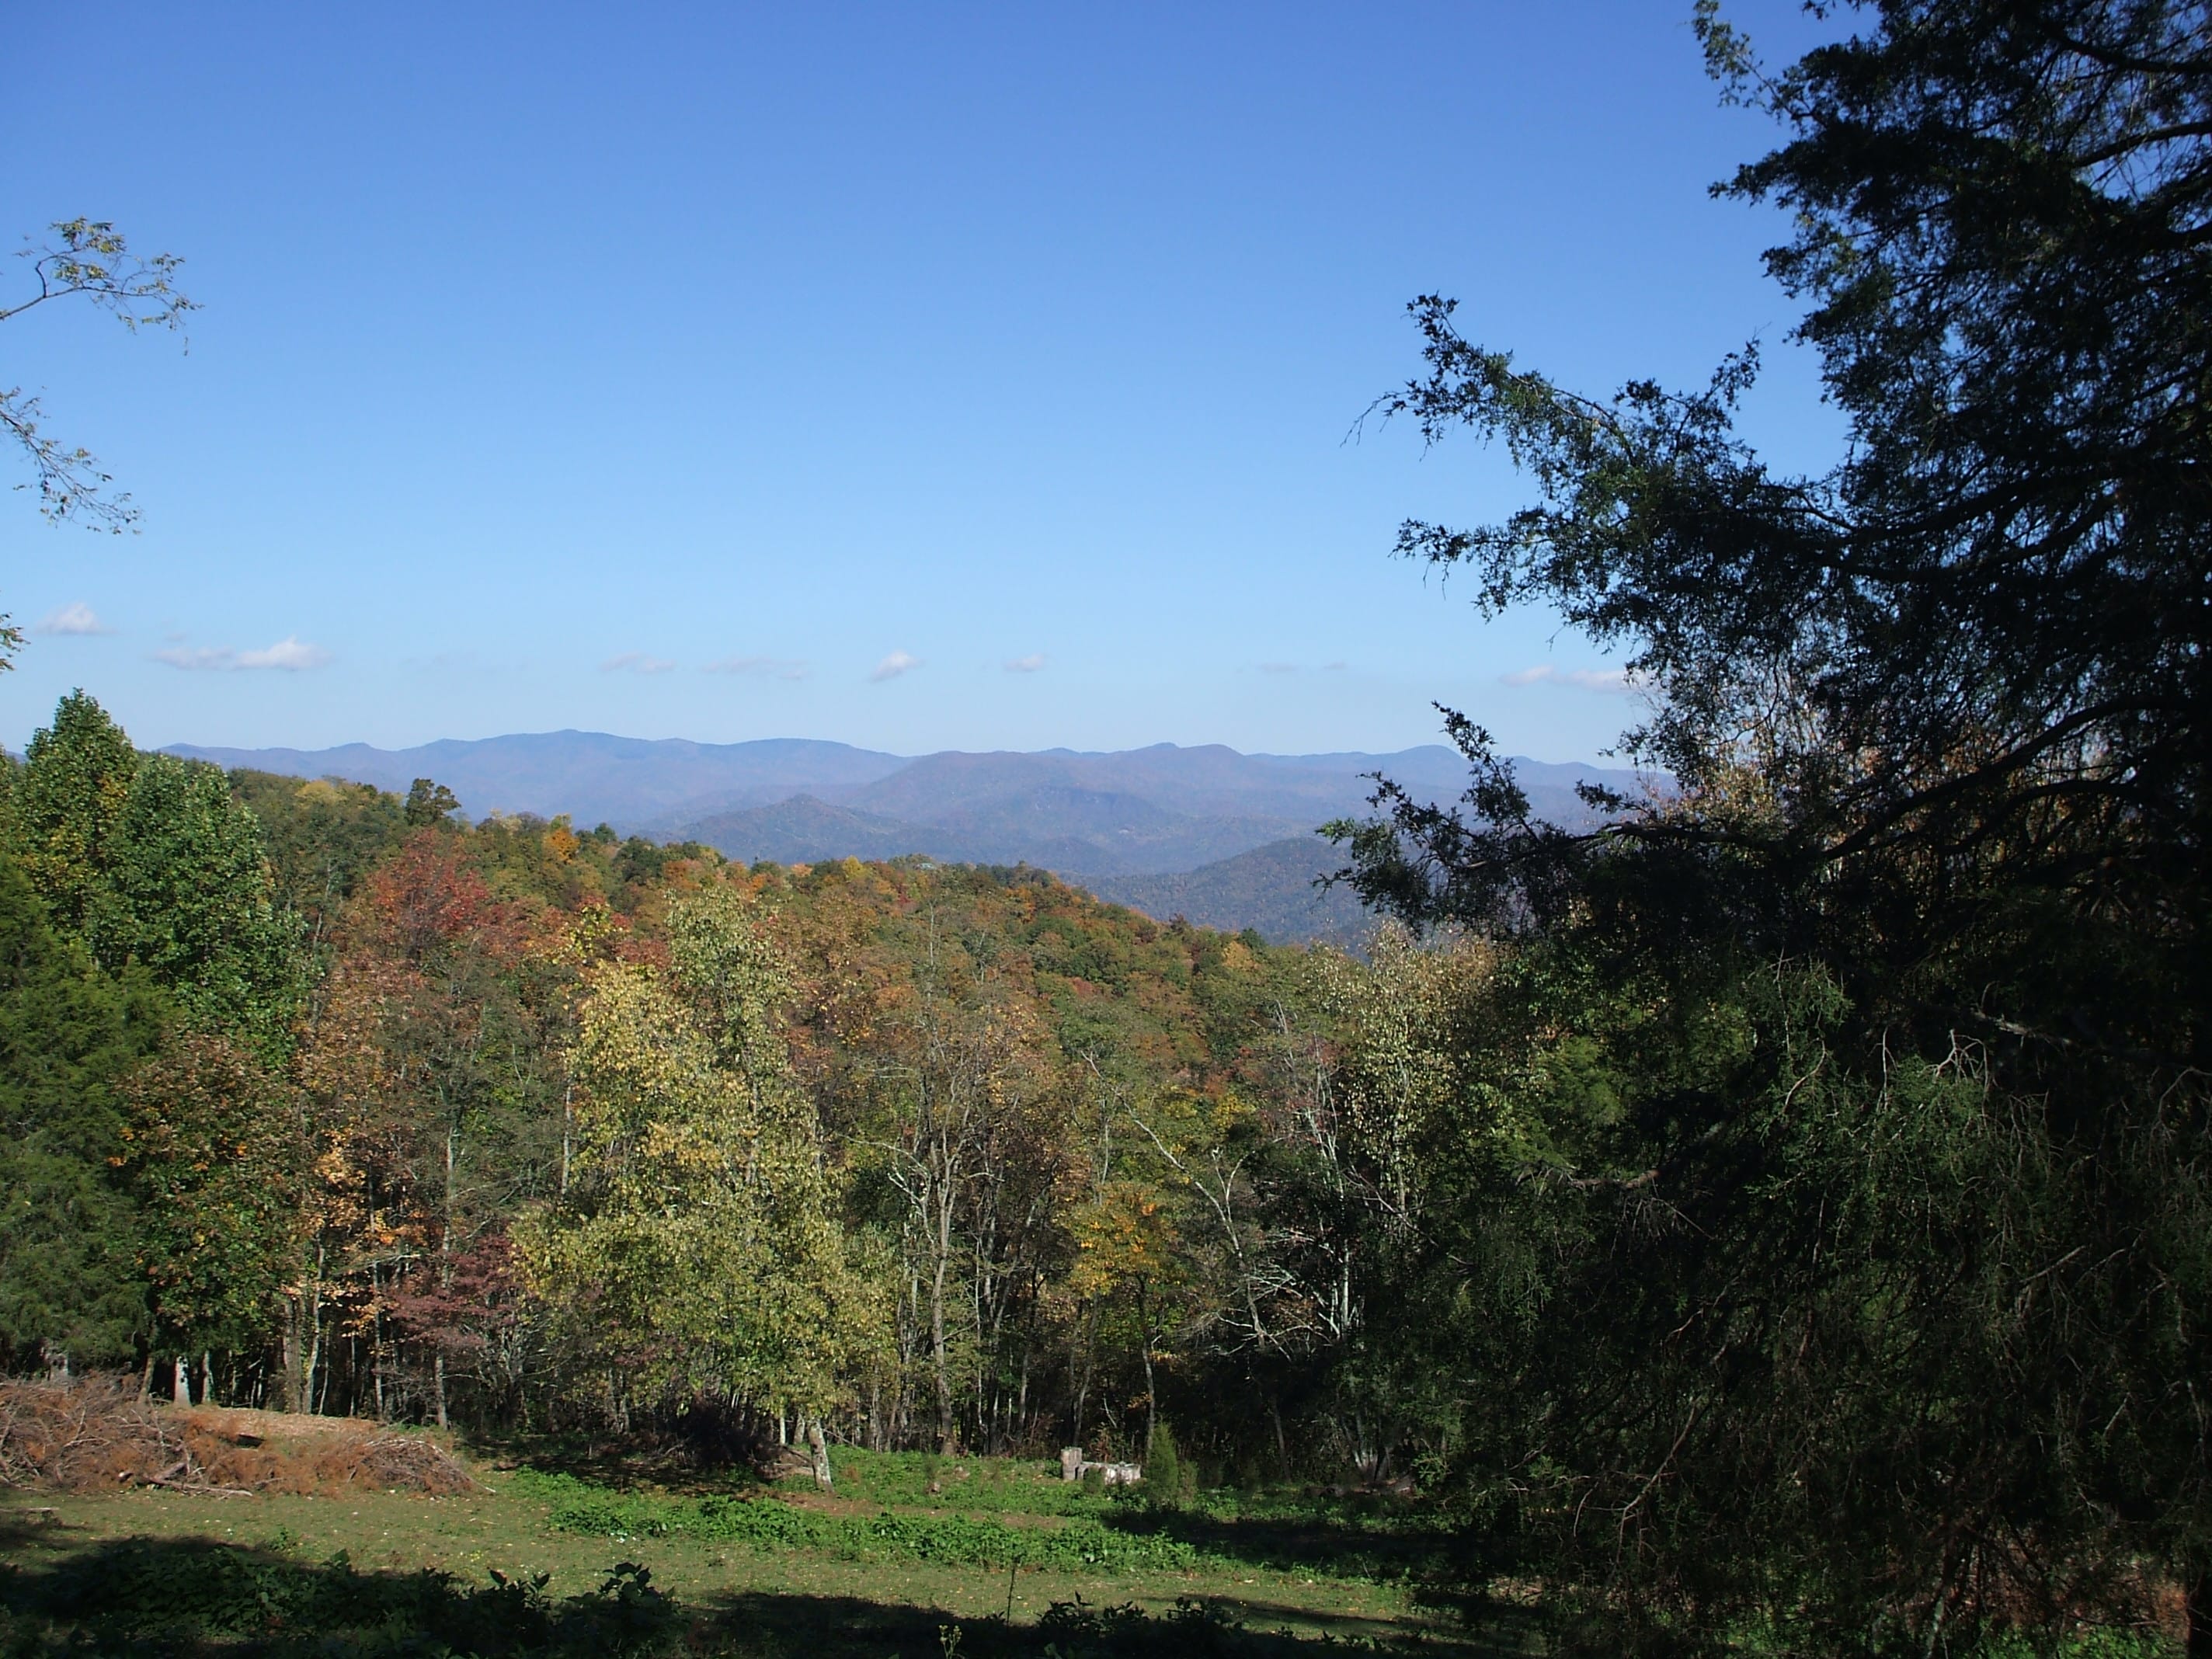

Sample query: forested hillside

[2,693,1483,1478]
[1088,836,1370,948]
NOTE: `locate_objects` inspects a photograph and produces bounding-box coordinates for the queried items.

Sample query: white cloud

[704,655,808,681]
[37,601,113,636]
[1004,653,1046,673]
[238,636,332,670]
[871,649,923,682]
[601,651,678,674]
[1500,664,1638,694]
[153,635,331,672]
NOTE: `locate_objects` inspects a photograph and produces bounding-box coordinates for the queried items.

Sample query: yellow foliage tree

[518,885,887,1442]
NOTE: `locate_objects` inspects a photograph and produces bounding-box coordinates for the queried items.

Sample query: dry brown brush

[0,1375,474,1497]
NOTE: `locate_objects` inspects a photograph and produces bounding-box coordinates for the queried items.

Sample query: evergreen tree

[1337,1,2212,1647]
[0,847,165,1367]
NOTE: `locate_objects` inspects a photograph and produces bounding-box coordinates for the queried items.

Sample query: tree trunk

[930,1199,955,1452]
[175,1354,193,1407]
[304,1250,325,1416]
[1071,1302,1096,1453]
[282,1296,304,1413]
[138,1348,155,1404]
[1137,1279,1156,1467]
[434,1123,457,1433]
[805,1417,834,1490]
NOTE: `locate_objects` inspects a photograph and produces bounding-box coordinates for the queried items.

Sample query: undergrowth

[516,1469,1202,1573]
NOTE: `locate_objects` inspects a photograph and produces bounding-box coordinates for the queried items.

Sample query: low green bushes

[516,1469,1200,1573]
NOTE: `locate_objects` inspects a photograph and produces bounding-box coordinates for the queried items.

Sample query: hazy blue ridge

[172,732,1649,942]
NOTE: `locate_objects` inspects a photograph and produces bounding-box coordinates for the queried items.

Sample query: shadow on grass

[693,1586,1536,1655]
[468,1428,765,1497]
[0,1532,680,1657]
[0,1533,1525,1657]
[1097,1499,1457,1584]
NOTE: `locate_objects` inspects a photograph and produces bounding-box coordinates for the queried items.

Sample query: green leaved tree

[10,693,302,1061]
[119,1031,303,1369]
[520,884,888,1441]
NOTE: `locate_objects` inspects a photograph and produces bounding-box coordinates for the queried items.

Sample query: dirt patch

[0,1376,474,1497]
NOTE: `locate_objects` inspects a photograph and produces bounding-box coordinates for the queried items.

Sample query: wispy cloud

[704,655,808,681]
[1501,664,1638,694]
[871,649,923,683]
[600,652,678,674]
[238,637,332,670]
[154,635,331,672]
[1004,653,1046,673]
[37,601,113,636]
[152,645,229,670]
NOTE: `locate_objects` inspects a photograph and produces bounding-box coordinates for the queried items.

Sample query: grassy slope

[0,1450,1514,1657]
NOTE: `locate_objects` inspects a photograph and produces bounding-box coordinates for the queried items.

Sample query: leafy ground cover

[520,1448,1457,1584]
[519,1468,1202,1573]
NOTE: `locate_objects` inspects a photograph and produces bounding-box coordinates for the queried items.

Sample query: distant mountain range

[167,732,911,826]
[171,732,1646,944]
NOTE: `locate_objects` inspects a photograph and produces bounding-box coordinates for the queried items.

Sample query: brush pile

[0,1375,475,1497]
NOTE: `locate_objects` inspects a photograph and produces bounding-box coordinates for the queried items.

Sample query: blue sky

[4,1,1841,763]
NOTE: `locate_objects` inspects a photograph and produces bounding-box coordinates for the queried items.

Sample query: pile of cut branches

[0,1374,230,1494]
[0,1376,475,1496]
[304,1428,475,1496]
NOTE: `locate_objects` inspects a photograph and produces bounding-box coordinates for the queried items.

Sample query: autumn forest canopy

[5,2,2212,1654]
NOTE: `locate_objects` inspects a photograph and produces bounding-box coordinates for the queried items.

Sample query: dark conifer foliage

[0,849,165,1367]
[1333,2,2212,1650]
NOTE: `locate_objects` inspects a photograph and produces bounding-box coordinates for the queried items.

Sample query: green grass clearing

[0,1450,1504,1657]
